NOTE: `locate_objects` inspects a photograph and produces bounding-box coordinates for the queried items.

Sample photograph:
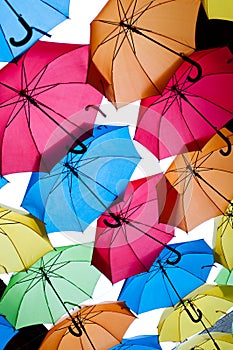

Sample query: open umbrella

[202,0,233,21]
[0,205,53,274]
[177,332,233,350]
[21,124,141,233]
[118,239,214,314]
[134,46,233,160]
[39,301,136,350]
[0,0,70,62]
[0,244,102,329]
[109,335,162,350]
[92,174,175,283]
[215,267,233,286]
[0,315,18,350]
[0,40,103,175]
[157,127,233,232]
[0,176,8,189]
[87,0,202,106]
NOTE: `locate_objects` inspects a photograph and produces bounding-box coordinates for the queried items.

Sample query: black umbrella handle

[216,129,232,156]
[85,105,107,118]
[69,140,87,154]
[9,16,33,46]
[68,319,83,337]
[185,301,203,323]
[103,212,122,228]
[165,245,182,265]
[180,54,202,82]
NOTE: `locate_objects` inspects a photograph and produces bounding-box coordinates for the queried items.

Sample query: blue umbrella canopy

[0,315,18,350]
[109,335,162,350]
[0,176,8,189]
[118,239,214,314]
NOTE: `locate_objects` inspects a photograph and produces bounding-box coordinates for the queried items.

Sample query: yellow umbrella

[213,202,233,270]
[158,284,233,343]
[177,332,233,350]
[0,206,53,273]
[202,0,233,21]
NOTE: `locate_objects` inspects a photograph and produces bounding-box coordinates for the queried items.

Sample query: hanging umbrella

[0,243,102,329]
[177,332,233,350]
[39,301,136,350]
[134,46,233,160]
[0,315,18,350]
[118,239,214,314]
[0,205,53,274]
[157,127,233,232]
[213,202,233,270]
[0,40,103,175]
[158,284,233,349]
[202,0,233,21]
[0,0,70,62]
[109,335,162,350]
[21,124,141,233]
[215,267,233,286]
[92,174,175,283]
[87,0,202,106]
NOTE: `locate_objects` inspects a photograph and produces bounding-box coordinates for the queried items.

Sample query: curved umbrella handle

[216,130,232,156]
[185,303,203,323]
[69,140,87,154]
[165,246,182,265]
[9,16,33,46]
[68,318,83,337]
[85,105,107,118]
[181,54,202,82]
[103,212,122,228]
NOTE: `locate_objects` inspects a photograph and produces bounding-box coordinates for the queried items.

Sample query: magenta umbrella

[0,40,103,175]
[134,46,233,160]
[92,174,175,283]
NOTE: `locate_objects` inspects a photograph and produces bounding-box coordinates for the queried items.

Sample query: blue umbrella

[0,176,8,189]
[118,239,214,314]
[0,315,18,350]
[21,124,141,233]
[109,335,162,350]
[0,0,70,62]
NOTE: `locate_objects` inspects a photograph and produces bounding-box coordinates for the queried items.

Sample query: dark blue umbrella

[0,0,70,62]
[109,335,162,350]
[0,315,18,350]
[118,239,214,314]
[21,124,141,233]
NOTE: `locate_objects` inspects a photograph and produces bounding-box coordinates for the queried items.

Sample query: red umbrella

[0,40,103,175]
[134,46,233,160]
[92,174,175,283]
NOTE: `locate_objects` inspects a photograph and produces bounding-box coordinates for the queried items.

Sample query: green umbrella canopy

[0,244,101,329]
[215,267,233,285]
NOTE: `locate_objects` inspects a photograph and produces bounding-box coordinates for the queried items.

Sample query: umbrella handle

[9,16,33,46]
[165,246,182,265]
[216,130,232,156]
[103,212,122,228]
[180,54,202,82]
[68,324,82,337]
[69,140,87,154]
[185,302,203,323]
[85,105,107,118]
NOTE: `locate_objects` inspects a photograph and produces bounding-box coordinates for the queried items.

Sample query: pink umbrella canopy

[134,46,233,160]
[0,40,103,175]
[92,174,175,283]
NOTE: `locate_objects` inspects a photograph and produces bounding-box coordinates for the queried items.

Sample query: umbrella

[213,202,233,270]
[87,0,202,106]
[158,284,233,348]
[134,46,233,160]
[118,239,214,314]
[0,176,8,189]
[39,301,136,350]
[0,205,53,274]
[215,267,233,286]
[176,332,233,350]
[109,335,162,350]
[202,0,233,21]
[92,174,175,283]
[157,127,233,232]
[21,124,141,233]
[0,243,102,329]
[0,40,103,175]
[0,315,18,350]
[0,0,70,62]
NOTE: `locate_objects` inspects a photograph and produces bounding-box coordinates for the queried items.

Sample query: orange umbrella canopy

[87,0,201,106]
[39,301,136,350]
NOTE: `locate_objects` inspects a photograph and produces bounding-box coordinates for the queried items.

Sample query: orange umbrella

[39,302,136,350]
[87,0,202,107]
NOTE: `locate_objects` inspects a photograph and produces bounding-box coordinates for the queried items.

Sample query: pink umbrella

[0,41,103,175]
[92,174,175,283]
[134,46,233,160]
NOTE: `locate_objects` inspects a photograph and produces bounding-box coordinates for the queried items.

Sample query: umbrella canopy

[177,332,233,350]
[0,40,103,175]
[0,206,53,274]
[134,46,233,160]
[118,239,214,314]
[109,335,162,350]
[87,0,201,106]
[39,301,136,350]
[202,0,233,21]
[0,244,102,329]
[213,203,233,270]
[215,267,233,286]
[0,315,18,350]
[92,174,175,283]
[21,124,141,233]
[158,284,233,344]
[0,176,8,189]
[157,127,233,232]
[0,0,70,62]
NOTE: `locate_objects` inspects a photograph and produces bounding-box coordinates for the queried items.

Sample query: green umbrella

[215,267,233,285]
[0,244,101,329]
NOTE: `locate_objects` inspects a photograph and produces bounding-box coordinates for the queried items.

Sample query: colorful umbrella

[92,174,175,283]
[118,239,214,314]
[0,244,101,329]
[0,315,18,350]
[0,206,53,274]
[177,332,233,350]
[0,0,70,62]
[0,176,8,189]
[134,46,233,160]
[202,0,233,21]
[215,267,233,286]
[109,335,162,350]
[39,301,136,350]
[0,40,103,175]
[87,0,202,106]
[157,128,233,232]
[21,124,141,233]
